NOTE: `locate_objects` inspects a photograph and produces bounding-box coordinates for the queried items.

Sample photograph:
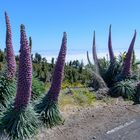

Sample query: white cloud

[35,49,140,65]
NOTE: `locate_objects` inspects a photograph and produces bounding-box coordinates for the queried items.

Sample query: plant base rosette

[0,105,39,140]
[110,80,136,100]
[35,95,64,128]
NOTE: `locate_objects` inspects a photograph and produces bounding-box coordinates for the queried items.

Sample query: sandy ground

[36,98,140,140]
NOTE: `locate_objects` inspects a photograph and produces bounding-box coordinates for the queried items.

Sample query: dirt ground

[36,97,140,140]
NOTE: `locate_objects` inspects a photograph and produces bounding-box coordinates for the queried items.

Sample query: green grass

[59,88,96,107]
[61,81,84,89]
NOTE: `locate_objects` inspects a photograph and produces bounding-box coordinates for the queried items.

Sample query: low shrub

[73,89,95,106]
[59,93,75,107]
[0,76,16,109]
[110,80,136,100]
[32,77,46,100]
[59,88,96,107]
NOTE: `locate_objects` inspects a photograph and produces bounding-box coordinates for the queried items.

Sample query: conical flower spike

[5,12,16,79]
[35,32,67,128]
[14,24,32,110]
[122,30,136,77]
[92,31,100,74]
[47,32,67,101]
[108,25,114,61]
[0,24,39,140]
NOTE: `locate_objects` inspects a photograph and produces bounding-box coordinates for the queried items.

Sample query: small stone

[93,136,96,139]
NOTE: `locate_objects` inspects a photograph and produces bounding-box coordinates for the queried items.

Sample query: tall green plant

[0,12,16,110]
[0,25,39,140]
[92,31,100,74]
[86,51,92,68]
[108,25,114,61]
[35,32,67,128]
[117,30,137,81]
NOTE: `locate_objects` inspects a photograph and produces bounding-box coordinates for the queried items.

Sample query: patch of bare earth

[36,98,140,140]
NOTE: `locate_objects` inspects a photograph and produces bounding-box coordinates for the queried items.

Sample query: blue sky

[0,0,140,63]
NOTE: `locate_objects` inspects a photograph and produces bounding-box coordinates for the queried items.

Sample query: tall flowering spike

[92,31,99,74]
[35,32,67,127]
[0,25,38,140]
[47,32,67,101]
[87,51,92,67]
[29,36,32,52]
[5,12,16,79]
[14,24,32,110]
[108,25,114,61]
[122,30,136,76]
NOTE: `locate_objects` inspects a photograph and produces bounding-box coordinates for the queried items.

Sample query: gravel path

[36,98,140,140]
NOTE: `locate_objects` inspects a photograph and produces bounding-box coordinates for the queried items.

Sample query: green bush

[61,81,84,89]
[0,76,16,109]
[110,80,136,100]
[32,78,46,100]
[59,93,75,107]
[104,59,121,87]
[59,88,96,107]
[72,88,96,106]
